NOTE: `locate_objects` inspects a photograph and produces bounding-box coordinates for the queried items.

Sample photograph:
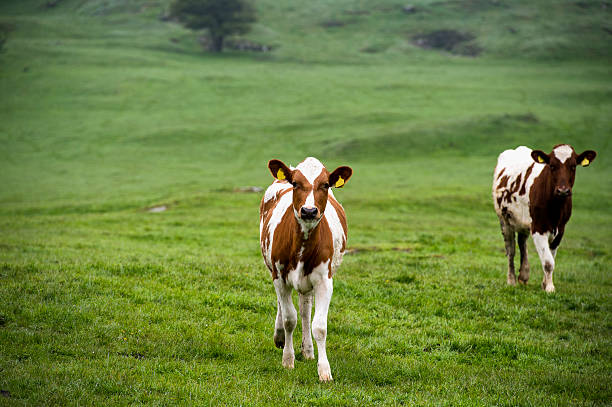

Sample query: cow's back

[493,146,544,230]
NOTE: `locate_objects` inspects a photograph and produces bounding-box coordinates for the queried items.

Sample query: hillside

[2,0,612,62]
[0,0,611,405]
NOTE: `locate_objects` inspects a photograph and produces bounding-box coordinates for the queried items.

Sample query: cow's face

[531,145,596,198]
[268,158,352,233]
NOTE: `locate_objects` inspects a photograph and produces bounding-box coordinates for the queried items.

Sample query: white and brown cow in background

[493,144,596,292]
[260,157,352,382]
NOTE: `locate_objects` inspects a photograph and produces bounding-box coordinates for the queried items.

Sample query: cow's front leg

[312,277,333,382]
[299,292,314,359]
[532,232,555,293]
[273,279,297,368]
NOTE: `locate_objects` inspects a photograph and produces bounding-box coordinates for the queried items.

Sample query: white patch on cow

[553,144,573,163]
[492,146,544,231]
[304,190,315,208]
[296,157,325,184]
[285,259,331,295]
[261,192,293,270]
[324,192,347,274]
[264,180,291,203]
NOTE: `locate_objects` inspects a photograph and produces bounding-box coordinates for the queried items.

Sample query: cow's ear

[329,166,352,188]
[531,150,550,165]
[268,159,293,182]
[576,150,597,167]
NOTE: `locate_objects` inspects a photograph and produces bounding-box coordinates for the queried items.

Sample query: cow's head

[531,145,596,198]
[268,157,352,232]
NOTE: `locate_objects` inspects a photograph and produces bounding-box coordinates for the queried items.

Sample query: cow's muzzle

[555,186,571,197]
[300,207,318,220]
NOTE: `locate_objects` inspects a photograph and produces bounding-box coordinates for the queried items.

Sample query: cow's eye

[550,165,557,172]
[570,165,576,171]
[322,182,330,189]
[291,182,297,188]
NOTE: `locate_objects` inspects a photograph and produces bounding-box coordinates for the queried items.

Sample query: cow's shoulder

[261,181,292,220]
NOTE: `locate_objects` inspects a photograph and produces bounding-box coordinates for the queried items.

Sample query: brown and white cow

[259,157,352,382]
[492,145,597,292]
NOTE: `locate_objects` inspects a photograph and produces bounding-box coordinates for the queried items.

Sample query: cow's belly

[496,193,532,231]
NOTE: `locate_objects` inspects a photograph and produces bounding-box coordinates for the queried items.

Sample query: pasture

[0,0,611,405]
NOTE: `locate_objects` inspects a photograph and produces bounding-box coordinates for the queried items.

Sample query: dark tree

[170,0,256,52]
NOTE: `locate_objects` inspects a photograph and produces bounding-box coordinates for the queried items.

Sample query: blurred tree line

[170,0,256,52]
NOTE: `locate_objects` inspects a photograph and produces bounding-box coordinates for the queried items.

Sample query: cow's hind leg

[313,277,333,382]
[299,292,314,359]
[500,218,517,285]
[273,279,297,368]
[517,232,530,284]
[273,301,284,349]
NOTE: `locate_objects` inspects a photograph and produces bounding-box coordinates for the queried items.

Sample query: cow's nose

[555,186,571,197]
[300,207,318,220]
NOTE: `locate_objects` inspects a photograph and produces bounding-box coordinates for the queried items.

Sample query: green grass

[0,0,611,405]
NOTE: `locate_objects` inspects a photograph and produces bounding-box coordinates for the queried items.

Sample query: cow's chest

[281,257,330,294]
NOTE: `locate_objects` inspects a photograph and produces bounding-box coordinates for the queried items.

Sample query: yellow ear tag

[537,156,544,163]
[277,169,285,180]
[581,158,590,167]
[335,176,345,188]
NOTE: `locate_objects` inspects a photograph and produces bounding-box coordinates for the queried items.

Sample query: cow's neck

[294,220,322,254]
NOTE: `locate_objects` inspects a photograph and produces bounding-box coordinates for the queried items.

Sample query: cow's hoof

[274,329,285,349]
[302,347,315,360]
[507,276,517,286]
[542,282,555,293]
[518,275,529,285]
[282,353,294,369]
[318,362,333,382]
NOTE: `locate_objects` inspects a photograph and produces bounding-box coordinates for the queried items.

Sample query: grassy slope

[0,0,611,405]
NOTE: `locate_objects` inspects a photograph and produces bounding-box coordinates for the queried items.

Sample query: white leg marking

[312,277,333,382]
[532,232,555,293]
[274,279,296,368]
[299,292,314,360]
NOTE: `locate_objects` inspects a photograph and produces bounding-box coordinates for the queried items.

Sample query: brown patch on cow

[529,165,573,235]
[496,168,505,179]
[519,163,534,195]
[512,174,522,192]
[497,175,509,190]
[268,214,335,281]
[499,173,523,204]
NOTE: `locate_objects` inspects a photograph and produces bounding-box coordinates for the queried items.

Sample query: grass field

[1,0,611,405]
